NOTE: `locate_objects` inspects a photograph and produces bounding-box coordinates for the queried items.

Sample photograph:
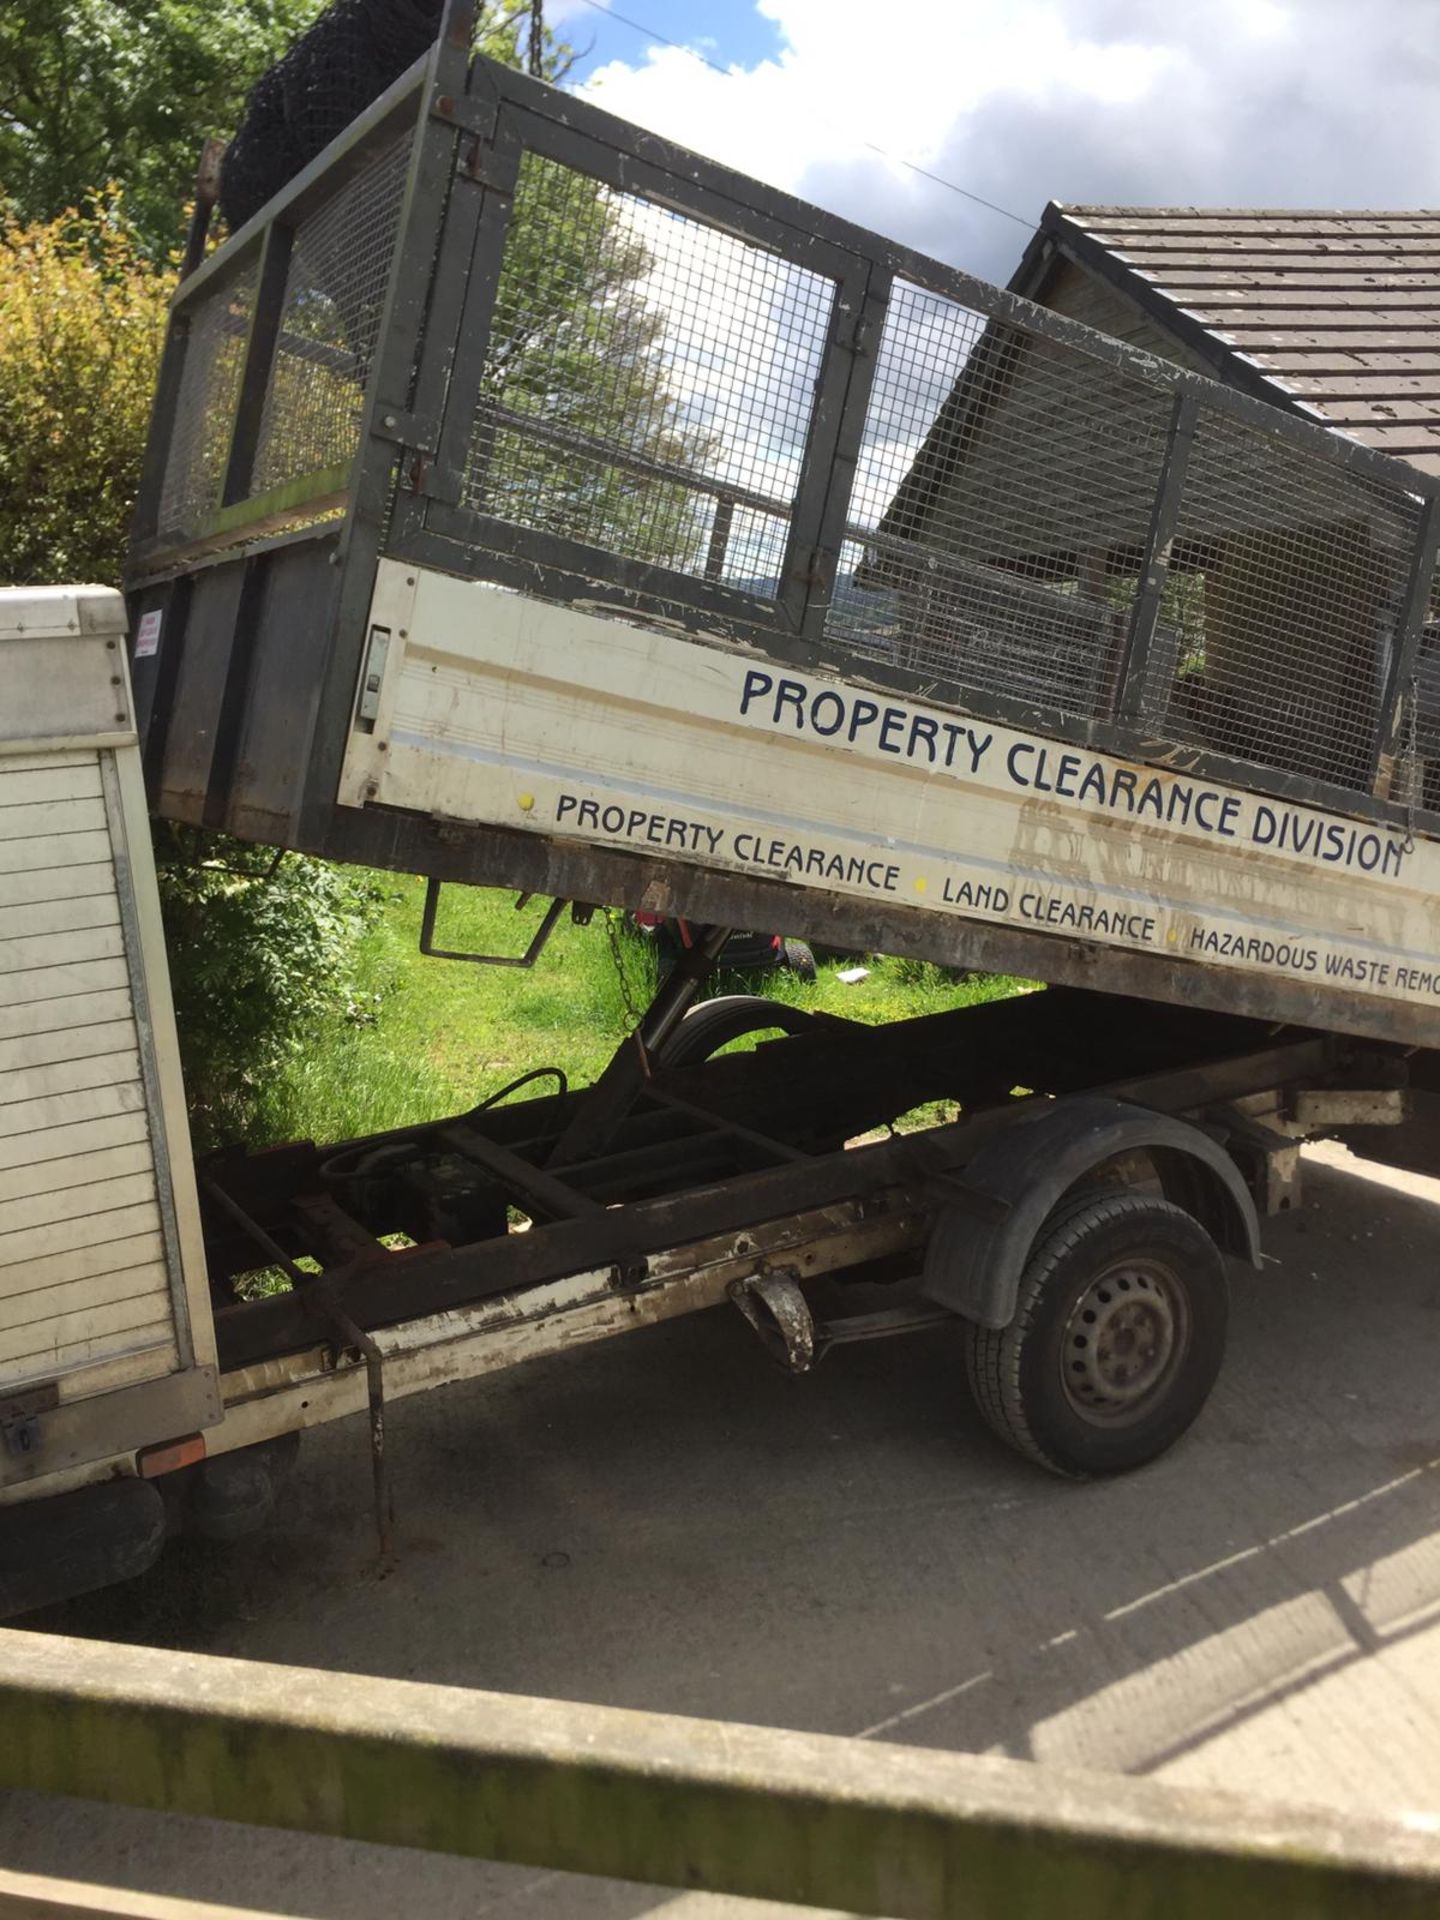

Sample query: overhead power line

[568,0,1033,232]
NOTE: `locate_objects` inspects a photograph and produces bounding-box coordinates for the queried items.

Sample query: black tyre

[656,994,815,1068]
[961,1193,1228,1478]
[782,939,817,983]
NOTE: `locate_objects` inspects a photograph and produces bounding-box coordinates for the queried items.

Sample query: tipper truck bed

[1,3,1436,1606]
[125,33,1440,1050]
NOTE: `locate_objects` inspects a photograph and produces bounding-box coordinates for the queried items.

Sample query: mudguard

[922,1096,1261,1329]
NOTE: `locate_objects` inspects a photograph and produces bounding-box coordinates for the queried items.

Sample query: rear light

[137,1433,207,1477]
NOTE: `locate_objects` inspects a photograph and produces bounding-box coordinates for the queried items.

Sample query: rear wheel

[656,994,817,1068]
[961,1193,1228,1477]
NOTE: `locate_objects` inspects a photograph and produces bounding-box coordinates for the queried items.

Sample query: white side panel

[0,584,134,747]
[0,752,180,1394]
[0,585,219,1492]
[341,560,1440,1028]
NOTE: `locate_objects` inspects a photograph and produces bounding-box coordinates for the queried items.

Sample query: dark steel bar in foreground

[0,1630,1436,1918]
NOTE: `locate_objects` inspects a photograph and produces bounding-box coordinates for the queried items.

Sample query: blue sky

[556,0,782,87]
[552,0,1440,287]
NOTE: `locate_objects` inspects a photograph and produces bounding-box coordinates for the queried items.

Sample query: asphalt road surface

[5,1139,1440,1916]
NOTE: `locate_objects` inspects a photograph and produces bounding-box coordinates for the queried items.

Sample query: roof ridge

[1026,207,1440,475]
[1057,204,1440,220]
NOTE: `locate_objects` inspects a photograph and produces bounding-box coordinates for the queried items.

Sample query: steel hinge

[409,460,465,507]
[840,304,876,355]
[457,132,516,195]
[804,547,838,593]
[428,87,498,137]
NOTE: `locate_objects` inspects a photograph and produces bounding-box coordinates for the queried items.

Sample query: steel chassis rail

[187,986,1390,1501]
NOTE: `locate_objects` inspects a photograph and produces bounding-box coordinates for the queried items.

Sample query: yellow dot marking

[517,793,535,812]
[1166,929,1177,944]
[913,876,928,894]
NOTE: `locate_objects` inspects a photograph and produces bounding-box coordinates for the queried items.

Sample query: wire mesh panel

[1412,570,1440,813]
[461,151,837,588]
[826,281,1176,720]
[1135,413,1421,792]
[155,259,259,543]
[251,132,413,497]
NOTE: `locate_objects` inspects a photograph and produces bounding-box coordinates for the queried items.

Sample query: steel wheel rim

[1060,1255,1189,1426]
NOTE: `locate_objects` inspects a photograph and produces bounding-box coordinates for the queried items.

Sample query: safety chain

[605,908,645,1030]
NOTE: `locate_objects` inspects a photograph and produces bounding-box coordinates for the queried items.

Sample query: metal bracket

[411,460,466,506]
[371,407,441,453]
[428,86,499,138]
[1291,1088,1408,1130]
[729,1270,815,1373]
[356,625,391,730]
[841,305,875,356]
[1211,1106,1304,1217]
[420,883,567,967]
[0,1382,59,1459]
[457,132,517,195]
[313,1285,394,1562]
[201,1174,393,1559]
[814,1303,955,1360]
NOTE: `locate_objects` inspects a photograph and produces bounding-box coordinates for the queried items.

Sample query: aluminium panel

[341,559,1440,1045]
[0,587,219,1488]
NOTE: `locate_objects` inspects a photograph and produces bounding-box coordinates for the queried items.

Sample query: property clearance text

[737,669,1408,879]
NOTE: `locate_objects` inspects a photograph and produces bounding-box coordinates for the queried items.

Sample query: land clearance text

[736,670,1408,880]
[554,791,1411,988]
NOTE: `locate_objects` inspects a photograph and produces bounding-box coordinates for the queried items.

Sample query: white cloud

[578,0,1440,284]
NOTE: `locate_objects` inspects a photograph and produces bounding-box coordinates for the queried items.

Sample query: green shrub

[153,829,381,1149]
[0,189,168,587]
[0,200,388,1144]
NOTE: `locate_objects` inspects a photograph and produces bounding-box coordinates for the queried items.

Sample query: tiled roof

[1023,205,1440,476]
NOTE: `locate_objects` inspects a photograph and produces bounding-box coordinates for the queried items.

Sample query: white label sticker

[134,609,163,658]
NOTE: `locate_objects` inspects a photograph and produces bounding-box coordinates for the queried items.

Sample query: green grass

[253,874,1031,1148]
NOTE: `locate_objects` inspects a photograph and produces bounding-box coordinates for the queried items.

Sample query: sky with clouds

[550,0,1440,285]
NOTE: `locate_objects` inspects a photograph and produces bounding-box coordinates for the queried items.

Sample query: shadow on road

[8,1144,1440,1917]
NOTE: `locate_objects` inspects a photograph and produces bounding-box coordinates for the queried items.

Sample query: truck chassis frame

[187,962,1401,1545]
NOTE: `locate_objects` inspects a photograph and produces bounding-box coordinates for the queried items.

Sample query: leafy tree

[0,3,709,1143]
[0,0,318,255]
[476,152,713,571]
[0,2,573,258]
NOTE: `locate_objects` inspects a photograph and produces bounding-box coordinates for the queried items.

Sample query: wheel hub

[1062,1263,1180,1418]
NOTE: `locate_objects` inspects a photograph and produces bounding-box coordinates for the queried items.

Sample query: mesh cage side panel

[462,151,837,587]
[156,260,259,542]
[250,133,413,497]
[1413,566,1440,814]
[827,283,1174,721]
[1140,413,1420,792]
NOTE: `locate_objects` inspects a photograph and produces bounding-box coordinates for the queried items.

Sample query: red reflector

[137,1433,207,1478]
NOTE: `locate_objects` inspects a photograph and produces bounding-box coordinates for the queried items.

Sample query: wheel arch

[922,1096,1260,1330]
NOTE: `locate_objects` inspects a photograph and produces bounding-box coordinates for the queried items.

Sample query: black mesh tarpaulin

[220,0,443,233]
